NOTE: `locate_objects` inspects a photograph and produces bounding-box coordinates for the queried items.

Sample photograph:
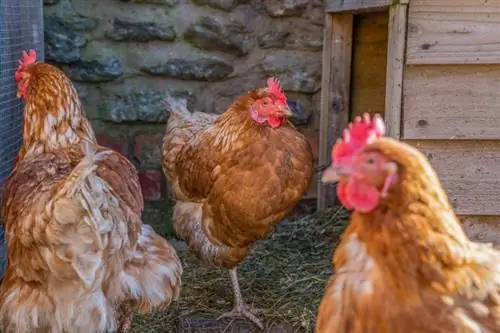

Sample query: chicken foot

[217,267,264,330]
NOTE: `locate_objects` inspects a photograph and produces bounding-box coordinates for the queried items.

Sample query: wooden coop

[318,0,500,243]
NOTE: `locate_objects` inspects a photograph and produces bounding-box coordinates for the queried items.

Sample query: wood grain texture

[318,13,353,210]
[407,0,500,64]
[325,0,395,13]
[403,65,500,140]
[350,12,388,120]
[385,3,408,139]
[405,140,500,216]
[318,13,334,211]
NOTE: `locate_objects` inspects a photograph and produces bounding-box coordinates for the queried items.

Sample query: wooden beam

[325,0,395,13]
[317,14,334,212]
[384,3,408,139]
[317,13,353,211]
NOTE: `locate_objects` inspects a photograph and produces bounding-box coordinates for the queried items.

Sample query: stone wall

[43,0,324,234]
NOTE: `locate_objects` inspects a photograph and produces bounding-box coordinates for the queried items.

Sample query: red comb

[15,49,37,81]
[266,77,287,103]
[19,49,37,67]
[332,113,386,164]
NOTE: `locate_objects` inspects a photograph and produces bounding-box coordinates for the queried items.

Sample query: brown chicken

[162,78,314,328]
[0,49,183,333]
[316,113,500,332]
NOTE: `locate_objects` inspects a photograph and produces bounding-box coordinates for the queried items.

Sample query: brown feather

[163,88,314,269]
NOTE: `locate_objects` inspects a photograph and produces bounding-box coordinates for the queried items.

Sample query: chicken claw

[218,268,264,330]
[217,303,264,330]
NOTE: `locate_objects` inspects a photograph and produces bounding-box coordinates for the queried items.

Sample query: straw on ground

[132,207,348,333]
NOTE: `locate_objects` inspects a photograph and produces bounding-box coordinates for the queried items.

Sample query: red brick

[96,132,129,157]
[138,169,163,201]
[133,133,163,168]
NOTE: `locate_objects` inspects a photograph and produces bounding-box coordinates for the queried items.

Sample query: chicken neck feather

[18,63,96,161]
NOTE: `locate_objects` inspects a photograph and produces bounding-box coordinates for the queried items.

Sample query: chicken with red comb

[162,77,313,328]
[316,113,500,333]
[0,49,183,333]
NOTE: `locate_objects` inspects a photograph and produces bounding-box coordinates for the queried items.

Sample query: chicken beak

[321,165,349,183]
[279,105,293,117]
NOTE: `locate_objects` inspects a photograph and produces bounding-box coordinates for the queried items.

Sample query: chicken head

[250,77,292,128]
[321,113,398,213]
[14,49,37,99]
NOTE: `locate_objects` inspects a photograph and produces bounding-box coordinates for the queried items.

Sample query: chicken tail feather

[162,97,217,182]
[164,96,190,118]
[0,141,118,333]
[43,141,114,286]
[111,224,183,313]
[54,140,112,199]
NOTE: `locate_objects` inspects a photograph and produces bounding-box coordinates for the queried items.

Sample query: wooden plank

[385,3,408,139]
[350,12,388,119]
[407,0,500,64]
[410,0,500,12]
[317,13,353,211]
[325,0,394,13]
[403,65,500,140]
[460,216,500,246]
[405,140,500,216]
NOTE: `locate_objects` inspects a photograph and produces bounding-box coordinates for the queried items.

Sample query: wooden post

[385,3,408,139]
[317,13,353,211]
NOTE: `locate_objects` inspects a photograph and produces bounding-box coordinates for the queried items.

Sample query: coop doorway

[350,12,388,122]
[317,1,409,209]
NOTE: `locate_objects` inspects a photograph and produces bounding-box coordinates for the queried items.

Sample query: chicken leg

[217,268,264,330]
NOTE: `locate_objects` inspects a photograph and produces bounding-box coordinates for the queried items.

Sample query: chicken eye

[366,157,375,165]
[262,100,269,107]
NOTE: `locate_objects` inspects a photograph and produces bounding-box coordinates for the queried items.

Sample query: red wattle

[268,115,284,128]
[337,182,354,209]
[346,179,380,213]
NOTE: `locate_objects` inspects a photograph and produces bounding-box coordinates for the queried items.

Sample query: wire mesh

[0,0,44,277]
